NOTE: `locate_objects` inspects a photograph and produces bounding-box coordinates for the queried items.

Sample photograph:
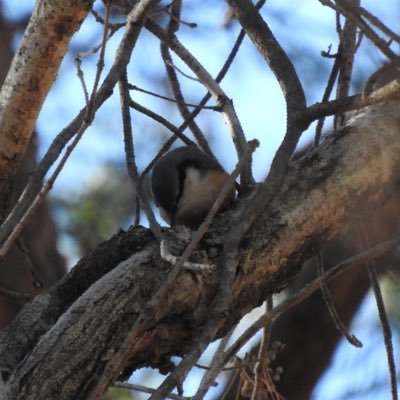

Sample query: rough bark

[0,101,399,399]
[0,0,93,214]
[272,201,400,400]
[220,195,400,400]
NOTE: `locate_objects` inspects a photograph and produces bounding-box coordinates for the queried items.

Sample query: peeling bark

[0,101,399,399]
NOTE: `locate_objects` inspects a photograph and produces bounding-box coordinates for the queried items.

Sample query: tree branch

[1,100,399,399]
[0,0,94,214]
[0,0,161,248]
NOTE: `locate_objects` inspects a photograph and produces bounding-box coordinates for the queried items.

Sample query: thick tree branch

[0,0,94,214]
[0,100,399,399]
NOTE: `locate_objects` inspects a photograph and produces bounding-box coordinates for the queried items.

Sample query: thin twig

[319,0,396,60]
[314,52,340,146]
[74,57,90,106]
[366,262,398,400]
[0,183,50,258]
[129,84,219,110]
[129,99,195,146]
[334,0,359,129]
[114,382,188,400]
[317,252,362,347]
[160,38,212,156]
[146,19,253,188]
[163,2,197,29]
[91,7,125,32]
[357,5,400,45]
[334,0,400,46]
[0,286,33,302]
[164,59,201,82]
[190,328,236,399]
[250,296,275,400]
[220,369,240,400]
[16,238,43,289]
[221,234,400,366]
[360,226,398,400]
[140,14,250,182]
[87,2,111,117]
[161,0,212,155]
[119,69,162,240]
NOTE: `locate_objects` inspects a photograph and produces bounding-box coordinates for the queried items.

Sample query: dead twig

[114,382,188,400]
[317,252,362,347]
[222,235,400,366]
[129,99,195,146]
[360,226,398,400]
[190,328,236,399]
[319,0,396,60]
[334,0,360,129]
[250,296,281,400]
[0,286,33,302]
[145,19,253,188]
[129,84,219,110]
[119,69,162,240]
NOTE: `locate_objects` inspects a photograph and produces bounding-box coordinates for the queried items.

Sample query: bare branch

[226,0,306,114]
[335,0,360,128]
[145,19,254,188]
[160,42,212,156]
[317,252,362,347]
[0,0,160,249]
[222,234,400,366]
[0,4,112,259]
[0,0,94,212]
[128,84,218,110]
[307,74,400,122]
[314,53,340,145]
[366,262,398,400]
[114,382,188,400]
[139,18,252,182]
[360,226,398,400]
[2,101,400,399]
[319,0,397,60]
[220,0,307,318]
[119,69,162,240]
[129,99,195,146]
[0,286,33,302]
[190,329,235,399]
[250,296,275,400]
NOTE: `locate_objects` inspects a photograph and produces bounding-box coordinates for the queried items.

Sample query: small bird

[151,146,235,229]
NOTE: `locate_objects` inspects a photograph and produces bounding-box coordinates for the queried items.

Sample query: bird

[151,146,235,229]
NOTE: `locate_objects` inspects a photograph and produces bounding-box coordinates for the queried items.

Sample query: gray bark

[0,101,399,399]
